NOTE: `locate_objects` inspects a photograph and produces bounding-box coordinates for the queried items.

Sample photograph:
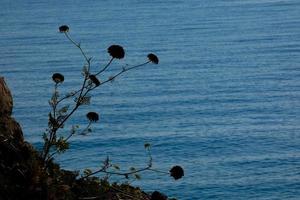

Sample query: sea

[1,0,300,199]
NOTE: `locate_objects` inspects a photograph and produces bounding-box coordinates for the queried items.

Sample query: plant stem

[95,57,114,76]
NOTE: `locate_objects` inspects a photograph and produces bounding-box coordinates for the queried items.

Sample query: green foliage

[55,137,69,153]
[58,105,69,115]
[76,96,91,105]
[48,112,58,129]
[51,91,59,104]
[83,168,93,176]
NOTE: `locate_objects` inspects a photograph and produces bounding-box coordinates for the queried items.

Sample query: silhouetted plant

[148,53,159,64]
[107,44,125,59]
[86,112,99,122]
[88,74,100,87]
[52,73,64,83]
[41,25,183,198]
[151,191,168,200]
[170,166,184,180]
[59,25,69,33]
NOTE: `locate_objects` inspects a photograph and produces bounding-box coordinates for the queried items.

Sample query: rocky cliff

[0,77,23,142]
[0,77,46,199]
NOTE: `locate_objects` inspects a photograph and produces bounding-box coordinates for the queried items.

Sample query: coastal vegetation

[0,25,183,200]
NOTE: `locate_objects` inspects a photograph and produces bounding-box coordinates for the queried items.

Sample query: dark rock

[151,191,167,200]
[0,77,13,116]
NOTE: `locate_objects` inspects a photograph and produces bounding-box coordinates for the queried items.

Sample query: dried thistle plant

[41,25,183,185]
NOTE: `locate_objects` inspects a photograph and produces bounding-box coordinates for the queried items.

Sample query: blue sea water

[1,0,300,199]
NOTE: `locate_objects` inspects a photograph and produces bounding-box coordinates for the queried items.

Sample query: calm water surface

[1,0,300,199]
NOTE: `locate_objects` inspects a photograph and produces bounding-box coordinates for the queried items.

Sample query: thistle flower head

[86,112,99,122]
[147,53,159,64]
[108,45,125,59]
[151,191,167,200]
[52,73,64,84]
[89,75,100,87]
[170,165,184,180]
[59,25,69,33]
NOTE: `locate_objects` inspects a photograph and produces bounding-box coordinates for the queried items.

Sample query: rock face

[0,77,13,116]
[0,77,23,142]
[0,77,33,199]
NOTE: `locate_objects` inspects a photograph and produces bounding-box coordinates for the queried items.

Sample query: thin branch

[98,61,151,87]
[53,83,59,119]
[148,168,169,175]
[104,165,152,176]
[81,146,153,180]
[64,32,90,66]
[57,60,151,104]
[95,57,114,76]
[126,61,151,71]
[80,164,153,181]
[56,90,81,104]
[64,32,91,107]
[79,121,93,135]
